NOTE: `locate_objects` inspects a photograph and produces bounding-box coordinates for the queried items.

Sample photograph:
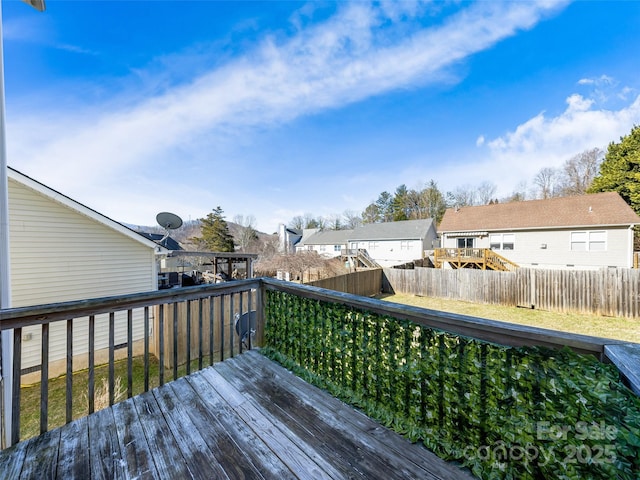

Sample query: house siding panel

[8,179,156,370]
[445,227,633,270]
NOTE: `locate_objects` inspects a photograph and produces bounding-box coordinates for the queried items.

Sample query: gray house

[438,192,640,270]
[347,219,437,267]
[295,219,437,268]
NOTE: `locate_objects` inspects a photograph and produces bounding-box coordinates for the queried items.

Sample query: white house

[278,224,302,254]
[7,167,168,378]
[438,192,640,270]
[347,219,437,267]
[291,219,437,267]
[295,229,353,257]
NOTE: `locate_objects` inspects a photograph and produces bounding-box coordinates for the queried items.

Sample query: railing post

[0,329,12,448]
[256,279,265,347]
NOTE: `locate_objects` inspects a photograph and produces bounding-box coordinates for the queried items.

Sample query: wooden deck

[0,350,473,479]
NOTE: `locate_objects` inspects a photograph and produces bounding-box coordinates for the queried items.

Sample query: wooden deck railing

[434,248,519,271]
[0,279,263,447]
[0,277,636,449]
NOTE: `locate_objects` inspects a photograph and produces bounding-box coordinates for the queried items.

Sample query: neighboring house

[7,167,168,377]
[438,192,640,270]
[295,229,353,257]
[347,219,437,267]
[138,232,183,251]
[292,219,437,267]
[278,224,302,254]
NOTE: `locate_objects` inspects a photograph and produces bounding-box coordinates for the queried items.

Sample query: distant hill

[130,219,275,253]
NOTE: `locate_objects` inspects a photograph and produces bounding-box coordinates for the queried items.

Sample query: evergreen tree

[588,125,640,214]
[196,206,235,252]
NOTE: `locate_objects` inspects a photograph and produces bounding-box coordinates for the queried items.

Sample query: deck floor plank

[237,351,474,479]
[220,352,473,480]
[185,372,298,479]
[132,390,203,479]
[0,351,474,480]
[213,359,375,479]
[56,415,90,480]
[111,398,158,480]
[0,434,30,480]
[200,367,339,479]
[16,427,61,480]
[166,377,267,480]
[87,404,126,480]
[150,380,232,480]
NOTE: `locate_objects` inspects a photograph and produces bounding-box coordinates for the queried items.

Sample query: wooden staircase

[342,249,381,269]
[433,248,519,272]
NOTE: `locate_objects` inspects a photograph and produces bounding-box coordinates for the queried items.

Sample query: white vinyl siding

[8,178,157,370]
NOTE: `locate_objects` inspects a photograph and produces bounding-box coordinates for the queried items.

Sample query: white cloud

[577,74,615,86]
[458,91,640,198]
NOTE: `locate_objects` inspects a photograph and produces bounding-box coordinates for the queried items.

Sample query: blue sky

[4,1,640,233]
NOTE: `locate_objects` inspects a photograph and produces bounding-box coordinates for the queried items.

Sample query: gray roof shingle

[348,219,434,240]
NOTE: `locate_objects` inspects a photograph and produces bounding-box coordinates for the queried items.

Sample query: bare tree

[326,214,342,231]
[503,181,529,203]
[233,214,259,252]
[476,181,497,205]
[255,251,346,281]
[533,167,559,199]
[447,185,476,208]
[341,210,362,229]
[290,215,304,230]
[560,148,603,196]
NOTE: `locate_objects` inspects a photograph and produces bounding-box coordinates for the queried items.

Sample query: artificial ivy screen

[263,290,640,479]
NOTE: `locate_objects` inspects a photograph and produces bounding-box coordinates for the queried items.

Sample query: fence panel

[307,269,383,297]
[383,267,640,318]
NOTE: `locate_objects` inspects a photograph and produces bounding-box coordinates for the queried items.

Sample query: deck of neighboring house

[433,248,519,271]
[0,350,472,479]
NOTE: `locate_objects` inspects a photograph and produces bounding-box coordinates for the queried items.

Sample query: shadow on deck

[0,350,473,479]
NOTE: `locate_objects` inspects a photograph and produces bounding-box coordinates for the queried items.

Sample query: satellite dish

[156,212,183,230]
[156,212,183,245]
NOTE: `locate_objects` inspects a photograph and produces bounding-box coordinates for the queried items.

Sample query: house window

[489,234,515,250]
[489,234,501,250]
[457,238,474,248]
[502,234,515,250]
[589,231,606,251]
[571,231,606,251]
[368,241,379,250]
[319,245,326,252]
[400,241,412,250]
[334,245,341,252]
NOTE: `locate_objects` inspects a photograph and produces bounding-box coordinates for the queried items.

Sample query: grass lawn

[376,293,640,343]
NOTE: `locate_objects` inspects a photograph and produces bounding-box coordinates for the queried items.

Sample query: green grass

[376,293,640,343]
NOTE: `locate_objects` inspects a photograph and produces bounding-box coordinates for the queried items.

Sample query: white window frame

[489,233,515,250]
[400,240,412,250]
[571,231,606,252]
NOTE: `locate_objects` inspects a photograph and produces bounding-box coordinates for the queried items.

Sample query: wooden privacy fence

[306,268,383,297]
[383,267,640,318]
